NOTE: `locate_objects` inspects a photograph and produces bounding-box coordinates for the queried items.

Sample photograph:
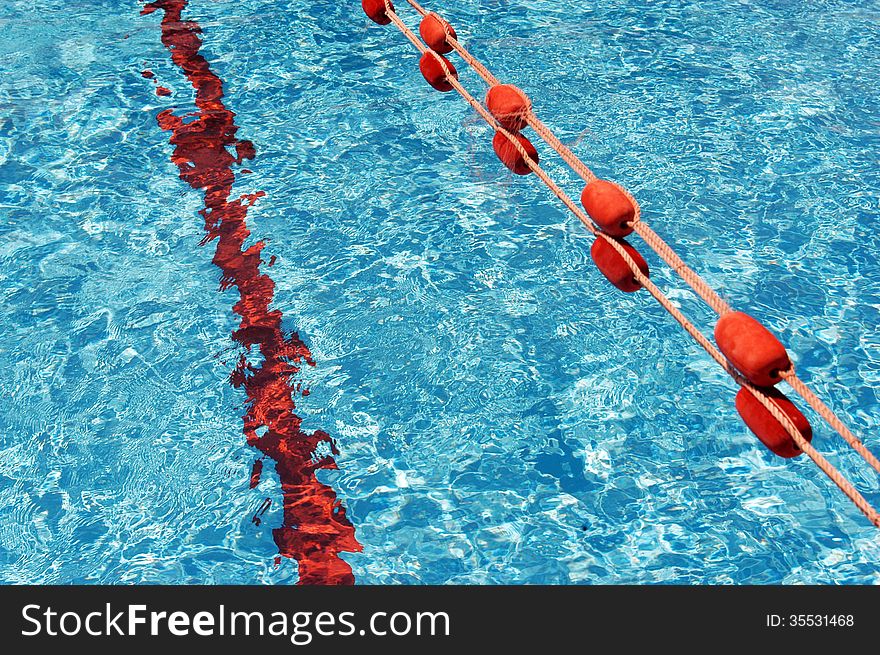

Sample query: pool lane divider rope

[363,0,880,527]
[141,0,362,584]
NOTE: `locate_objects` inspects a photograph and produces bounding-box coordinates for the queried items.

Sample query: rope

[632,222,732,315]
[781,370,880,476]
[526,114,598,183]
[376,1,880,527]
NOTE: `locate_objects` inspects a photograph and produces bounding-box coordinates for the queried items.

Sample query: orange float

[419,13,457,54]
[486,84,531,131]
[736,386,812,458]
[492,132,538,175]
[362,0,393,25]
[419,52,458,92]
[580,180,636,237]
[715,312,790,387]
[590,237,649,292]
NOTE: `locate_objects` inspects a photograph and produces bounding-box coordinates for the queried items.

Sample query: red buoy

[580,180,636,237]
[419,12,457,54]
[715,312,791,387]
[590,237,649,292]
[486,84,531,131]
[735,386,812,458]
[492,131,538,175]
[419,52,458,92]
[362,0,393,25]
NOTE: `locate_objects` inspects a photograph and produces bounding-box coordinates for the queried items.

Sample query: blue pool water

[1,0,879,584]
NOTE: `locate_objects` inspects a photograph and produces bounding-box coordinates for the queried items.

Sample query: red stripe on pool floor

[141,0,361,585]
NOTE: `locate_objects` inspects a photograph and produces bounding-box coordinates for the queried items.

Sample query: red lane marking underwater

[141,0,361,584]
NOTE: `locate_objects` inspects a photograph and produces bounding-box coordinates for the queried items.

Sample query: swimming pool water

[1,0,879,584]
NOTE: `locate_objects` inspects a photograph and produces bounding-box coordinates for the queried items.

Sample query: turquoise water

[1,0,879,584]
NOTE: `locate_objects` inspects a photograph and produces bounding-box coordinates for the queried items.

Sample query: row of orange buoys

[362,0,814,463]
